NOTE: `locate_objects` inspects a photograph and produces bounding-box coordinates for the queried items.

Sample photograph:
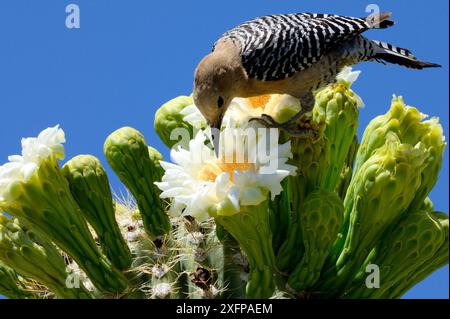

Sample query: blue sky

[0,1,448,299]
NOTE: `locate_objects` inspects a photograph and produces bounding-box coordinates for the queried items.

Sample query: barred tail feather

[371,40,441,69]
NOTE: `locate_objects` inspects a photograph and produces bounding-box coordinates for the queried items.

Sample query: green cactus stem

[211,201,276,299]
[149,237,183,299]
[176,218,219,299]
[214,223,247,299]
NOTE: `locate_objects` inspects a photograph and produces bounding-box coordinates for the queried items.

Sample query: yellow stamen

[197,162,222,182]
[247,95,272,109]
[197,160,255,182]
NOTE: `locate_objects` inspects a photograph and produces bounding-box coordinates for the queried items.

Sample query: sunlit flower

[0,125,65,202]
[336,66,364,108]
[336,66,361,84]
[155,129,296,222]
[181,94,301,130]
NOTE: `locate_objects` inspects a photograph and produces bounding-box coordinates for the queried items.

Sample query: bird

[193,12,440,155]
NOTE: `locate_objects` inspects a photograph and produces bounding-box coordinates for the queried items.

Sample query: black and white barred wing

[217,13,378,81]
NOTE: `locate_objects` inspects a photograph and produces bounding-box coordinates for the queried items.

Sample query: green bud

[313,83,359,191]
[0,260,33,299]
[346,210,447,298]
[335,135,359,200]
[0,158,128,293]
[354,96,445,208]
[410,118,446,209]
[386,212,448,298]
[279,133,328,272]
[277,132,329,272]
[0,216,92,299]
[289,135,328,204]
[320,133,429,293]
[287,189,343,292]
[148,146,164,181]
[104,127,171,238]
[154,95,195,149]
[62,155,132,270]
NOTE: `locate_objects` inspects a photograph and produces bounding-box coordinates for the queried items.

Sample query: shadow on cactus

[0,68,447,299]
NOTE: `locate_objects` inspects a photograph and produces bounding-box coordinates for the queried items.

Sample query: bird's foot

[248,113,280,127]
[249,113,319,139]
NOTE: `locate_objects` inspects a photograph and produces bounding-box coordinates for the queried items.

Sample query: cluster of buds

[0,69,447,299]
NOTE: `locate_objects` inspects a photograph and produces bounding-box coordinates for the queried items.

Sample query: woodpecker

[193,12,440,154]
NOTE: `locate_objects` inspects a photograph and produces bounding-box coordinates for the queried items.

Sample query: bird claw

[249,114,319,139]
[249,113,279,127]
[285,117,320,139]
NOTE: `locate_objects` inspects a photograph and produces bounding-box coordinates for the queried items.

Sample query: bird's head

[194,52,236,155]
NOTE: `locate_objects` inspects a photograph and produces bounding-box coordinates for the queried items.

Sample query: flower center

[246,95,271,109]
[197,160,255,182]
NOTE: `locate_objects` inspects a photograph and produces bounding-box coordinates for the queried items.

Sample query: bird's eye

[217,96,224,108]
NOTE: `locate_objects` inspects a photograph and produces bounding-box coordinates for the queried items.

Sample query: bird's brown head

[193,52,236,132]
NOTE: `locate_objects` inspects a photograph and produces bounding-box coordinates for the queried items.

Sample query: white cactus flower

[336,66,361,84]
[336,66,364,108]
[155,129,296,222]
[0,125,65,202]
[181,94,302,130]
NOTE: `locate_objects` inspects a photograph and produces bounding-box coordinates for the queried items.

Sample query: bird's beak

[211,117,223,158]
